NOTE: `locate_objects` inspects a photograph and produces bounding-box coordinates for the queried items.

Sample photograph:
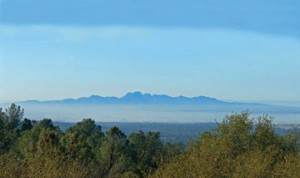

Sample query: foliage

[0,104,179,178]
[153,112,300,178]
[1,105,300,178]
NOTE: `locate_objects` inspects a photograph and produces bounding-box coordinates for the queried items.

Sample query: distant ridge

[14,92,300,117]
[23,91,233,105]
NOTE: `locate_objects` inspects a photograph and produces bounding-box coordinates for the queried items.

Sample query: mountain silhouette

[24,91,230,105]
[20,92,300,115]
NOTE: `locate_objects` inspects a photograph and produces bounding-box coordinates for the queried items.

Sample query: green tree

[153,113,300,178]
[100,126,132,177]
[0,104,24,152]
[4,103,24,130]
[61,118,104,161]
[19,118,33,132]
[17,119,61,159]
[0,108,6,152]
[128,131,166,176]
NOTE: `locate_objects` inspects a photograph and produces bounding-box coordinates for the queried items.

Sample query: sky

[0,0,300,102]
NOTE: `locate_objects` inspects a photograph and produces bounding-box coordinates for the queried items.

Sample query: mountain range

[24,91,231,105]
[6,92,298,122]
[22,92,300,114]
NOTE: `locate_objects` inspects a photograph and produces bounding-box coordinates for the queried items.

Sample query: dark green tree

[100,126,132,177]
[19,118,33,132]
[0,104,24,152]
[61,118,104,161]
[17,119,61,158]
[5,103,24,130]
[0,108,6,152]
[128,131,165,176]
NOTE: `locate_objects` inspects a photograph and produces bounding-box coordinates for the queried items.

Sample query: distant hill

[19,92,300,118]
[23,91,231,105]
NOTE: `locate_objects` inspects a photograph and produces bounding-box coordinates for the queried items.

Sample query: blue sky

[1,0,300,102]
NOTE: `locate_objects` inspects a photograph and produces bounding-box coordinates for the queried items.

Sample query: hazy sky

[1,0,300,102]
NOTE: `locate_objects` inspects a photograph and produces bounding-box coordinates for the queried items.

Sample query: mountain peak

[89,95,102,99]
[124,91,144,97]
[23,92,227,105]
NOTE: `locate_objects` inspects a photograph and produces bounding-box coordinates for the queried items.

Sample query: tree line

[153,113,300,178]
[0,104,182,177]
[1,104,300,178]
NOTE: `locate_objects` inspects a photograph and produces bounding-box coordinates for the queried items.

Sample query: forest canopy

[1,104,300,178]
